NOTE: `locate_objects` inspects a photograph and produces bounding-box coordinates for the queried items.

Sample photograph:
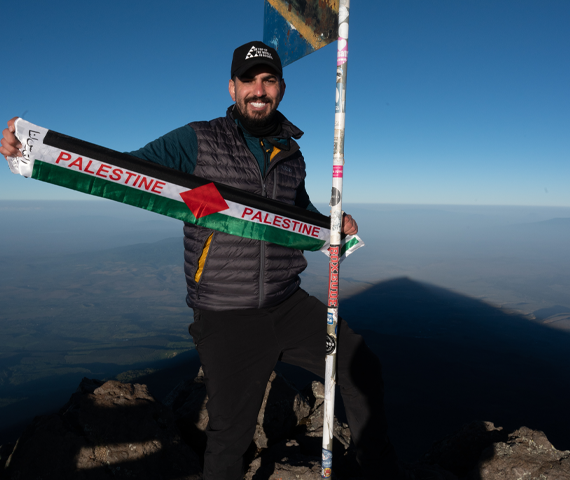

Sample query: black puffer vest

[184,107,308,310]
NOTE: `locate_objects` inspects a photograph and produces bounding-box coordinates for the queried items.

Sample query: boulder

[4,378,201,480]
[302,380,325,411]
[475,426,570,480]
[302,400,351,449]
[424,421,570,479]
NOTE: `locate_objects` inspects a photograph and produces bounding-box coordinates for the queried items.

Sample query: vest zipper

[273,169,277,200]
[260,139,273,176]
[258,180,266,308]
[258,143,268,308]
[258,140,280,308]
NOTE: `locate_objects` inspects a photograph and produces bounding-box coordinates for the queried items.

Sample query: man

[2,42,402,479]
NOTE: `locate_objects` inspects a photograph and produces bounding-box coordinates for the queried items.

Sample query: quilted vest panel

[184,110,308,310]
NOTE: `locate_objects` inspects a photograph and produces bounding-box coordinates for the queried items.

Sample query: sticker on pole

[322,448,333,468]
[337,37,348,66]
[325,334,336,355]
[329,187,341,206]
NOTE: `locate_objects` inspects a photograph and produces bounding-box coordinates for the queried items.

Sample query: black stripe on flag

[44,129,331,229]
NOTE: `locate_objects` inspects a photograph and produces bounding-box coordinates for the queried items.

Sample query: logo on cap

[245,46,274,60]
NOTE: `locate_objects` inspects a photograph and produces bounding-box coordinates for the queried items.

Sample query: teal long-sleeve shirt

[128,124,320,214]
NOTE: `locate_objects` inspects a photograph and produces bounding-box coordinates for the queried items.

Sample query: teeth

[251,102,266,108]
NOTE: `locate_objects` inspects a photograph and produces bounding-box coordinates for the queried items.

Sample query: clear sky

[1,0,568,206]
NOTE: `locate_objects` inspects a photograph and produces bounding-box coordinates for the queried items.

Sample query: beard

[235,96,279,131]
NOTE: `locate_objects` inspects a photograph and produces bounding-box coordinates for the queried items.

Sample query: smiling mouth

[249,102,268,109]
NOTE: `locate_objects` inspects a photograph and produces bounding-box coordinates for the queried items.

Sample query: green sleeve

[128,125,198,175]
[295,179,321,214]
[129,125,320,214]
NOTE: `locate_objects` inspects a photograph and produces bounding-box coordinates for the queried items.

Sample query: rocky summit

[2,370,570,479]
[1,378,201,480]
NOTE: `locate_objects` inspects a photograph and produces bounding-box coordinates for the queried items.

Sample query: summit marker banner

[7,119,363,260]
[263,0,339,66]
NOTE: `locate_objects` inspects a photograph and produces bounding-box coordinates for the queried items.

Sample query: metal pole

[321,0,350,478]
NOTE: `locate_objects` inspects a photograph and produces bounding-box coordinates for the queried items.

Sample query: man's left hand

[342,213,358,235]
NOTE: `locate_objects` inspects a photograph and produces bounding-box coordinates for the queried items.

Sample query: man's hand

[342,213,358,235]
[1,118,22,160]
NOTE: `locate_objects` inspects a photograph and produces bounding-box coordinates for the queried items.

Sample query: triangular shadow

[338,277,570,462]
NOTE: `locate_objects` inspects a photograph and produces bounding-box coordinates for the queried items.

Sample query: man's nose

[252,80,266,97]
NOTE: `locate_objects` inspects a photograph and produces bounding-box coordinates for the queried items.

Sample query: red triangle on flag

[180,183,229,219]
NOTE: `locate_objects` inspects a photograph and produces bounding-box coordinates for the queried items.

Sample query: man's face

[229,65,286,126]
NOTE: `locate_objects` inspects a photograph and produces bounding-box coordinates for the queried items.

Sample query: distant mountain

[503,216,570,233]
[532,217,570,227]
[533,304,570,320]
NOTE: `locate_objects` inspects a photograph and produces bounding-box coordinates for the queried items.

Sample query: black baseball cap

[231,41,283,79]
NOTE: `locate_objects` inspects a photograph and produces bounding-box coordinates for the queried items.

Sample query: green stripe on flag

[194,210,326,251]
[32,160,327,252]
[341,237,360,257]
[32,159,194,221]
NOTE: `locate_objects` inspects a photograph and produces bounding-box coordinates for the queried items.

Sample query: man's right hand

[0,117,22,160]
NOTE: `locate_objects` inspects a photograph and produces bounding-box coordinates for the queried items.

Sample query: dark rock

[302,380,325,411]
[424,420,508,476]
[254,371,310,449]
[170,368,310,452]
[75,377,106,394]
[302,398,351,449]
[474,426,570,479]
[244,439,323,480]
[245,437,367,480]
[423,421,570,479]
[401,463,458,480]
[8,368,569,480]
[0,443,15,479]
[162,367,206,412]
[4,378,201,479]
[164,367,208,454]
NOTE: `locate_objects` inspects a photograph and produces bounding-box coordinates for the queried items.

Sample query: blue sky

[1,0,568,206]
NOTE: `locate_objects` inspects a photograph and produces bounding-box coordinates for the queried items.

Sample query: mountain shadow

[337,277,570,462]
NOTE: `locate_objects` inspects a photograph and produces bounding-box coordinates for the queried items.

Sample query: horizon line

[1,198,570,209]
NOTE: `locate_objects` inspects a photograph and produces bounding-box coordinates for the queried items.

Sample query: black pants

[189,288,399,480]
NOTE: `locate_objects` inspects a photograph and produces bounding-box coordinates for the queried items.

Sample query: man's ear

[280,78,286,102]
[229,78,236,101]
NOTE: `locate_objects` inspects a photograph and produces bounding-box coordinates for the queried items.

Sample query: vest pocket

[194,233,214,283]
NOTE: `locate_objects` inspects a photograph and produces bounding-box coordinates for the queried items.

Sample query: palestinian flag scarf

[7,119,363,259]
